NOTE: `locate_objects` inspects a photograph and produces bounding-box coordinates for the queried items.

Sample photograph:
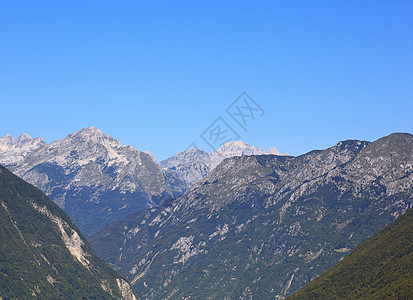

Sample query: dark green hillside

[0,164,136,299]
[288,208,413,300]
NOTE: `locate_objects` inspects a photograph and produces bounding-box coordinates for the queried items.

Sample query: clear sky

[1,1,412,160]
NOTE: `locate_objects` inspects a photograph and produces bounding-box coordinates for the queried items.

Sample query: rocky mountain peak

[185,147,209,156]
[345,133,413,193]
[0,134,16,149]
[16,133,32,144]
[67,127,121,147]
[77,126,103,135]
[360,132,413,157]
[214,140,266,157]
[267,146,281,155]
[161,148,209,168]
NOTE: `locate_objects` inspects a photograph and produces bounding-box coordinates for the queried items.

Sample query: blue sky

[1,1,412,160]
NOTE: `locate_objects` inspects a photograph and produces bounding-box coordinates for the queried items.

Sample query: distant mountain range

[288,207,413,299]
[0,128,284,236]
[0,163,136,299]
[89,133,413,299]
[161,140,288,197]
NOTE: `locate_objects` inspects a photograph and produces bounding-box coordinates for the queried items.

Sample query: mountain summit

[1,128,172,236]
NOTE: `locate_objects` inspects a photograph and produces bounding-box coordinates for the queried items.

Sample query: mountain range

[1,127,171,236]
[0,128,283,236]
[89,133,413,299]
[1,128,412,298]
[0,163,136,299]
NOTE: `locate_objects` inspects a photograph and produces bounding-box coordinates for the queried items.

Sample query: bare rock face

[1,127,172,236]
[90,133,413,299]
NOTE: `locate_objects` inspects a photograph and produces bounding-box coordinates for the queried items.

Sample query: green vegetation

[0,164,134,299]
[288,208,413,300]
